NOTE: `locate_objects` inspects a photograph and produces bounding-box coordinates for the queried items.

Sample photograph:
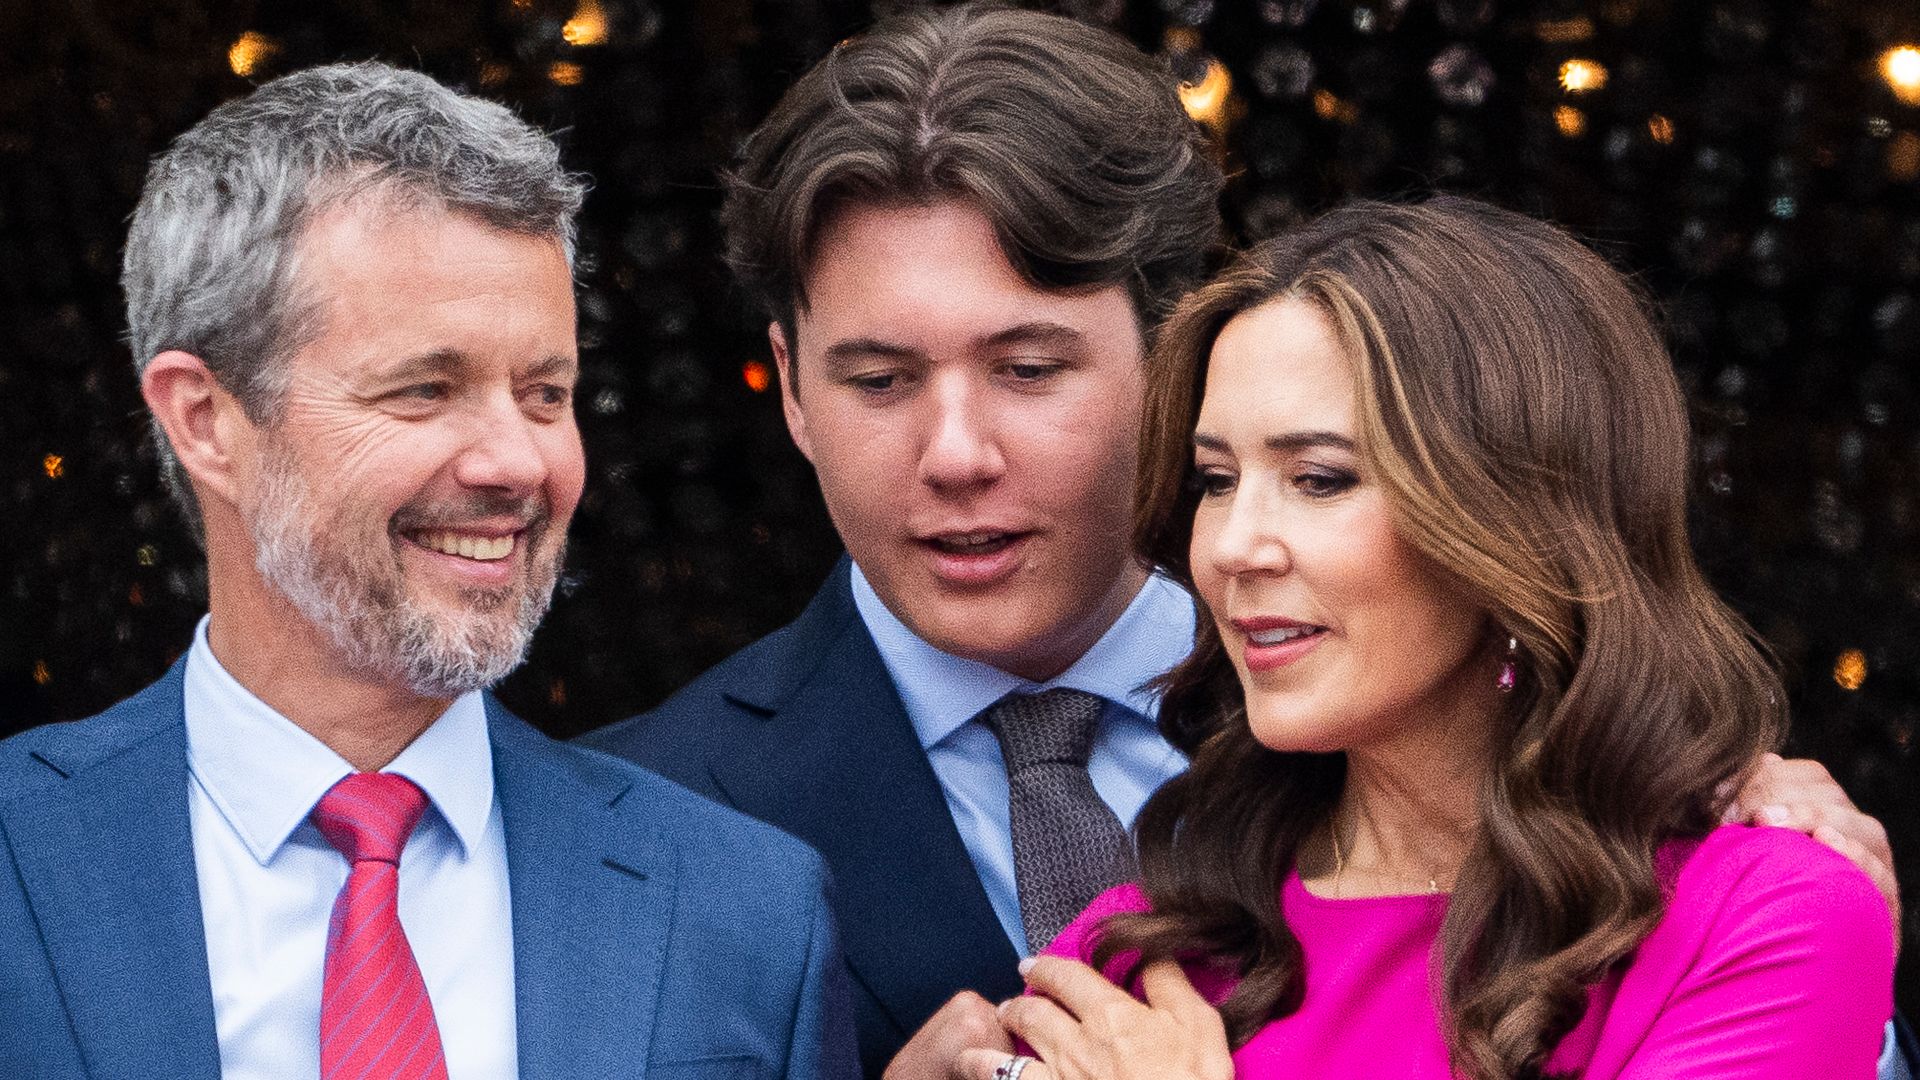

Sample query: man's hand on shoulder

[1724,752,1901,947]
[884,991,1011,1080]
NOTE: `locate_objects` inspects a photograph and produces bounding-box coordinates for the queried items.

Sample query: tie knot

[311,772,429,866]
[984,688,1105,772]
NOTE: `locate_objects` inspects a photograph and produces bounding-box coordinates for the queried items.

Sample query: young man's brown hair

[721,3,1225,354]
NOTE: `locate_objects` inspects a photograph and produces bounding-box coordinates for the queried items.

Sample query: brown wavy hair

[1099,196,1785,1078]
[720,2,1223,356]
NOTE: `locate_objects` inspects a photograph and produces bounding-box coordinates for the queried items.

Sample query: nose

[917,373,1005,493]
[451,393,553,495]
[1202,480,1292,580]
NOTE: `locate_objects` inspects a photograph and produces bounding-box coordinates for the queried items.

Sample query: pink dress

[1044,825,1893,1078]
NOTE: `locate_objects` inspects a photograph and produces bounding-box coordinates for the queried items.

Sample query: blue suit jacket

[0,659,858,1080]
[580,560,1022,1078]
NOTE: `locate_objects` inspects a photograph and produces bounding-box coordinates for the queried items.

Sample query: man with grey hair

[0,62,855,1079]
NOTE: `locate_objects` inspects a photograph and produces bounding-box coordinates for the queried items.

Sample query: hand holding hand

[883,991,1012,1080]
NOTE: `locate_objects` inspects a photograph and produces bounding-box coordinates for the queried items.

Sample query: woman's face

[1188,297,1492,756]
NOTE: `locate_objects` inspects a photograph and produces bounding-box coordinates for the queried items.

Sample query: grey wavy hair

[122,61,587,537]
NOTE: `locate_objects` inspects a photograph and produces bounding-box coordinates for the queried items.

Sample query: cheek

[1328,523,1479,679]
[1187,506,1228,605]
[541,424,587,513]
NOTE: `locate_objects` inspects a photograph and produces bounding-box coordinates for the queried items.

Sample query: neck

[203,538,449,773]
[1304,681,1498,898]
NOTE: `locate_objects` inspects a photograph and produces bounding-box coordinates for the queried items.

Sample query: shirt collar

[181,615,496,865]
[849,563,1199,752]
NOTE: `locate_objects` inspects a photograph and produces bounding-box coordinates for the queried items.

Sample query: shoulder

[0,670,184,801]
[563,738,827,880]
[1657,824,1892,982]
[1668,823,1886,921]
[577,565,878,777]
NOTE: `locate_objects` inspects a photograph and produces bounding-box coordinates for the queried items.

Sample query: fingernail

[1017,957,1036,976]
[997,998,1014,1015]
[1761,804,1791,826]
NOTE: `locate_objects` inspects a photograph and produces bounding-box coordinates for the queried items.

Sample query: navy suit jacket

[581,560,1021,1078]
[0,659,858,1080]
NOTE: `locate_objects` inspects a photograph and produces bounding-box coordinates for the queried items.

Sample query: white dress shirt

[183,616,519,1079]
[850,564,1194,955]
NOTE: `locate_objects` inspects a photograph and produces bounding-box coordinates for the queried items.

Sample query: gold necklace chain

[1328,818,1443,897]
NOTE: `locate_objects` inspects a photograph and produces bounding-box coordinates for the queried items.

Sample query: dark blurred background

[0,0,1914,1012]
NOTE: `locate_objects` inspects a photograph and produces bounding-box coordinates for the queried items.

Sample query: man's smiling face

[776,200,1150,682]
[240,198,584,696]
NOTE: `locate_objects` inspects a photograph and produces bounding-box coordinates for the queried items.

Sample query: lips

[917,528,1034,586]
[1230,615,1329,671]
[926,530,1024,556]
[408,526,518,557]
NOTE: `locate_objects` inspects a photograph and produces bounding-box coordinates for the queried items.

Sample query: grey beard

[250,450,559,698]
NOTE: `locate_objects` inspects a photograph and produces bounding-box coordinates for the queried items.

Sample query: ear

[139,351,257,511]
[770,322,814,464]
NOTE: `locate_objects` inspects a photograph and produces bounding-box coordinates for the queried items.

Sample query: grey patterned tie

[983,688,1135,950]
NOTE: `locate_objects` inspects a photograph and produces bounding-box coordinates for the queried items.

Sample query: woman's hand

[954,957,1235,1080]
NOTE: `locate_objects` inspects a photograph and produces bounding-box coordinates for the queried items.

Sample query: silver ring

[992,1055,1034,1080]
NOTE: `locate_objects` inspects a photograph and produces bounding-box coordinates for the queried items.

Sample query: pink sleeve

[1614,829,1894,1078]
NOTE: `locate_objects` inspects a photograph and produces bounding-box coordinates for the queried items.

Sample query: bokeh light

[1558,58,1608,93]
[563,0,610,47]
[1883,45,1920,106]
[227,32,278,78]
[1833,648,1867,691]
[1179,58,1234,130]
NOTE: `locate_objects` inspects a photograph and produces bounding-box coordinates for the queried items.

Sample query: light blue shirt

[182,616,519,1080]
[850,564,1194,955]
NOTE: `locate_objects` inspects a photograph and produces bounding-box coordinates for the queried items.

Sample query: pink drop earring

[1496,635,1518,694]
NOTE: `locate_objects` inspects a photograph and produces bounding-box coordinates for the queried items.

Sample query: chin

[1243,705,1348,755]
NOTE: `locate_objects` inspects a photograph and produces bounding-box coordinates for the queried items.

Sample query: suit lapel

[707,563,1023,1034]
[2,669,222,1078]
[491,702,677,1078]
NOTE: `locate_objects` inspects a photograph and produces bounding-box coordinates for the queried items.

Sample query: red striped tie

[311,772,450,1080]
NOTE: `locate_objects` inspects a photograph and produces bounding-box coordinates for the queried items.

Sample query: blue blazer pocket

[649,1054,765,1080]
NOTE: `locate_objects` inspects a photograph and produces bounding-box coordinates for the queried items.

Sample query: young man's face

[775,200,1150,681]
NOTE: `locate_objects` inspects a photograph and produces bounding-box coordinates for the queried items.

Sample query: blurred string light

[563,0,610,47]
[1313,88,1359,123]
[227,32,278,78]
[548,62,585,86]
[1647,113,1675,144]
[1833,648,1867,690]
[1559,59,1608,93]
[1554,105,1587,137]
[1535,16,1595,43]
[1883,46,1920,106]
[42,453,63,479]
[1890,131,1920,181]
[1179,58,1234,131]
[742,360,772,393]
[32,661,50,686]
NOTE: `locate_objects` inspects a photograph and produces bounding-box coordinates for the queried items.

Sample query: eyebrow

[818,321,1090,367]
[1192,431,1358,454]
[374,349,576,382]
[978,321,1087,352]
